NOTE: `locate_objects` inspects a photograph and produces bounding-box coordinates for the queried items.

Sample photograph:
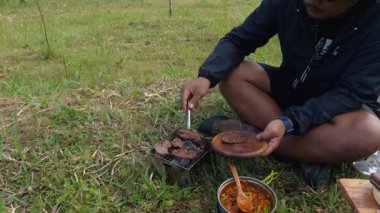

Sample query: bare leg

[219,61,282,128]
[276,112,380,163]
[219,61,380,164]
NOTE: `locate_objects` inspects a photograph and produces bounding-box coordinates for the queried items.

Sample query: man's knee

[219,61,269,93]
[335,111,380,156]
[220,62,252,87]
[354,112,380,150]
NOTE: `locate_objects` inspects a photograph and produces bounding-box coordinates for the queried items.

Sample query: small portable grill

[148,129,211,186]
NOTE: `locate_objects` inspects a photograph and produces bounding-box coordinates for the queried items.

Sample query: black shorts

[260,64,304,110]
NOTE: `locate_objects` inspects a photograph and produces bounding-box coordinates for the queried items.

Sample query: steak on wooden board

[221,132,247,144]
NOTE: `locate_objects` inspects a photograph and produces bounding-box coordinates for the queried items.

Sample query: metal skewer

[186,101,191,129]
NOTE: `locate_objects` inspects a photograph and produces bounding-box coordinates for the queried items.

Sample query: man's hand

[256,119,286,156]
[180,77,211,111]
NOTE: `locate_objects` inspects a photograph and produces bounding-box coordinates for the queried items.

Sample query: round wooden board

[211,130,268,159]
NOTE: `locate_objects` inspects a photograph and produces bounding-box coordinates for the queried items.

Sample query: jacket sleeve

[283,29,380,133]
[198,0,278,87]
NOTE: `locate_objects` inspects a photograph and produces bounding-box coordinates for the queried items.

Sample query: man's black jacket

[198,0,380,133]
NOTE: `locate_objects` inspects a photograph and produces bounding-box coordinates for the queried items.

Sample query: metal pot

[217,176,277,213]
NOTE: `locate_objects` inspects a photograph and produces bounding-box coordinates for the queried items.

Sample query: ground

[0,0,366,212]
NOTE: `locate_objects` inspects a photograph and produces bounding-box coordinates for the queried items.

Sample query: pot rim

[217,176,277,213]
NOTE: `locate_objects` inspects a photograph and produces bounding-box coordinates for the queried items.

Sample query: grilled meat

[154,139,172,156]
[171,147,201,160]
[171,137,184,148]
[221,132,247,144]
[176,128,202,141]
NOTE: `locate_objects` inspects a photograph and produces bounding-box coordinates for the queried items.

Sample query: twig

[88,173,103,186]
[36,0,51,56]
[74,172,79,183]
[88,158,118,174]
[11,204,17,213]
[52,202,62,213]
[62,56,68,79]
[109,98,113,109]
[1,154,31,165]
[16,105,30,117]
[169,0,173,16]
[91,146,100,158]
[111,159,121,176]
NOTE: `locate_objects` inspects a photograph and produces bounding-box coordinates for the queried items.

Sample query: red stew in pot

[220,180,271,213]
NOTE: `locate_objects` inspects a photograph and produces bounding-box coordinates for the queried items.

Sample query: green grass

[0,0,366,212]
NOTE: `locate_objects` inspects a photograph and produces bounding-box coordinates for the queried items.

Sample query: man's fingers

[180,77,210,111]
[189,93,203,110]
[261,139,279,156]
[181,89,191,111]
[256,129,275,141]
